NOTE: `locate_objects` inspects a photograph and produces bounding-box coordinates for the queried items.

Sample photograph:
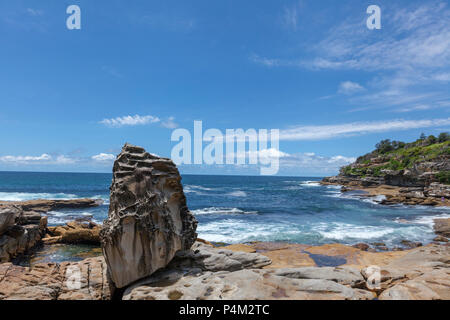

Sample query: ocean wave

[226,190,247,197]
[183,185,220,195]
[91,194,110,205]
[300,181,321,187]
[408,213,450,227]
[361,195,386,204]
[46,210,102,225]
[197,219,277,243]
[0,192,79,201]
[192,207,257,215]
[314,222,395,240]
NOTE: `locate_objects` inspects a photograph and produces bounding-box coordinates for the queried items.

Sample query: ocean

[1,171,449,248]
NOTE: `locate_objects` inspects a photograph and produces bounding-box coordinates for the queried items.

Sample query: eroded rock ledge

[0,206,47,263]
[0,199,103,263]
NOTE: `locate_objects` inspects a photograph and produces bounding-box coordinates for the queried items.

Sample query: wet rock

[433,235,448,242]
[100,144,198,288]
[0,199,103,214]
[45,221,100,245]
[400,240,422,249]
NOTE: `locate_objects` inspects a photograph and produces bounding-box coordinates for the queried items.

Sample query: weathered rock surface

[0,256,110,300]
[100,144,198,288]
[0,206,47,263]
[378,269,450,300]
[123,242,373,300]
[434,218,450,238]
[44,221,101,245]
[168,242,271,271]
[0,206,21,235]
[123,268,374,300]
[1,240,448,300]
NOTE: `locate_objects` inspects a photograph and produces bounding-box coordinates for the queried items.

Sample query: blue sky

[0,0,449,176]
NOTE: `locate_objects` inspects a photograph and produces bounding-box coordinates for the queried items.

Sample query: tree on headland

[375,139,394,153]
[438,132,450,143]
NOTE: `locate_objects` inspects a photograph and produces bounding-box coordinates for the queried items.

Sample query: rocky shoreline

[321,136,450,207]
[0,199,103,263]
[0,224,448,300]
[321,177,450,207]
[0,144,449,300]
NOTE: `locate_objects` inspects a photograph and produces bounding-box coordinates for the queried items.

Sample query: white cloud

[161,116,178,129]
[249,54,282,67]
[0,153,51,162]
[394,104,433,113]
[92,153,116,161]
[55,155,76,164]
[280,152,356,169]
[26,8,44,16]
[279,118,450,141]
[282,3,299,31]
[338,81,365,95]
[253,2,450,110]
[100,115,160,127]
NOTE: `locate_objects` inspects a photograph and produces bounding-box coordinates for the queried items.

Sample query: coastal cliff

[322,133,450,206]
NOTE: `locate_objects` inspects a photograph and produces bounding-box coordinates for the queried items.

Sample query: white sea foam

[326,185,342,190]
[226,190,247,197]
[183,185,219,195]
[0,192,79,201]
[300,181,321,187]
[314,222,395,240]
[361,195,386,204]
[91,194,110,205]
[197,219,278,243]
[192,207,257,215]
[409,213,450,227]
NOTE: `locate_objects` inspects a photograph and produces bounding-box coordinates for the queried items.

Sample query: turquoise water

[0,171,448,247]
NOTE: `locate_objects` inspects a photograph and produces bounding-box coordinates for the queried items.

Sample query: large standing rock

[100,144,197,288]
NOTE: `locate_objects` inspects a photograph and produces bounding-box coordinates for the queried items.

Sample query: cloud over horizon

[100,115,161,127]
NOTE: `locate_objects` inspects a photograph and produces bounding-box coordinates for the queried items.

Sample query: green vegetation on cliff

[341,132,450,183]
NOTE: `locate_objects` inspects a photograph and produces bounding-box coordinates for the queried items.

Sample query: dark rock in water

[0,199,103,214]
[352,243,370,251]
[400,240,422,249]
[45,221,101,245]
[433,235,449,242]
[100,143,198,288]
